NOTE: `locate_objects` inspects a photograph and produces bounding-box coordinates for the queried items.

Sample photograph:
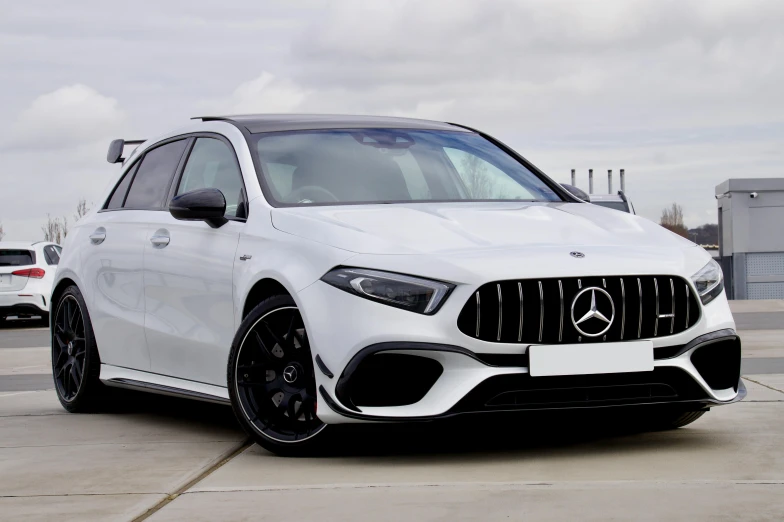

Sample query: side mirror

[169,188,228,228]
[561,183,589,202]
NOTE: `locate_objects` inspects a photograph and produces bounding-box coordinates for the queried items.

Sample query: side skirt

[100,364,231,405]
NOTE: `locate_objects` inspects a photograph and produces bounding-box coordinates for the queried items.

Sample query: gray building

[716,178,784,299]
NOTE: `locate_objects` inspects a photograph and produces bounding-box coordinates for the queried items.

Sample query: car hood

[270,202,696,256]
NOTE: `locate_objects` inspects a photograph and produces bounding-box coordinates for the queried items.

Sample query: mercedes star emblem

[570,251,585,258]
[283,365,298,384]
[571,287,615,337]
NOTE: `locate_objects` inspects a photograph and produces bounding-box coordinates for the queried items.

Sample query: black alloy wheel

[53,295,87,401]
[229,295,326,455]
[51,286,104,411]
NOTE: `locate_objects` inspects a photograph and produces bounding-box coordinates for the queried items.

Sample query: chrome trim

[517,282,523,342]
[538,280,544,343]
[670,278,675,334]
[475,291,481,337]
[620,278,626,340]
[497,284,502,341]
[654,278,660,336]
[558,280,564,342]
[637,277,643,339]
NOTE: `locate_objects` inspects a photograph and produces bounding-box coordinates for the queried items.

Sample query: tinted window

[0,250,34,267]
[106,162,139,209]
[252,129,561,205]
[43,245,60,265]
[177,138,246,218]
[124,140,188,209]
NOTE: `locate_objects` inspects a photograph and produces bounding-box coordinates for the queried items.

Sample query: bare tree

[660,203,688,238]
[74,198,90,221]
[0,221,4,241]
[41,215,68,244]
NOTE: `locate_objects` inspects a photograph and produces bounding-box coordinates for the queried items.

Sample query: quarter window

[43,245,60,265]
[106,162,139,210]
[177,138,246,218]
[124,140,188,209]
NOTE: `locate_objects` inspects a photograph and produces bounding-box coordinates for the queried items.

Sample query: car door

[82,138,190,371]
[143,135,246,386]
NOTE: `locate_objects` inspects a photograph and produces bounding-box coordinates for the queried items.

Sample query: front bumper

[299,281,743,424]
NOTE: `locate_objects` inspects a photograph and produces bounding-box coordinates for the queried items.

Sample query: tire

[51,285,106,412]
[227,295,328,456]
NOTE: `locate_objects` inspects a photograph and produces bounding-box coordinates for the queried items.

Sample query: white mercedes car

[1,241,61,322]
[51,114,743,455]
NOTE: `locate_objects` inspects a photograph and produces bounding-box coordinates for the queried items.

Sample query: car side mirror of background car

[169,188,228,228]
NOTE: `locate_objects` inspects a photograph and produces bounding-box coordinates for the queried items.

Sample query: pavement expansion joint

[184,479,784,494]
[744,376,784,395]
[130,438,252,522]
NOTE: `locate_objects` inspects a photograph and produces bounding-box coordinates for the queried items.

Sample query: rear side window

[43,245,60,265]
[124,140,188,209]
[0,250,35,267]
[106,162,139,210]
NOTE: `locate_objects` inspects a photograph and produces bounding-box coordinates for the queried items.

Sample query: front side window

[124,139,188,209]
[251,129,561,206]
[177,138,246,218]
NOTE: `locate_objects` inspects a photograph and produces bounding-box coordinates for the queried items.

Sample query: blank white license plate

[528,341,654,377]
[0,274,11,286]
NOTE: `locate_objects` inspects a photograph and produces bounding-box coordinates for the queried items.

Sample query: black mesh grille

[457,276,701,344]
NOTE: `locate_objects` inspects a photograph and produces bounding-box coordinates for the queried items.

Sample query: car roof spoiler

[107,139,146,165]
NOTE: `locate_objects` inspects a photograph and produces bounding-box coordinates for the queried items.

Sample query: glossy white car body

[53,115,743,429]
[1,241,60,320]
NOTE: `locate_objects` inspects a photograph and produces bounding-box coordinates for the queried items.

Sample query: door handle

[89,229,106,245]
[150,235,170,247]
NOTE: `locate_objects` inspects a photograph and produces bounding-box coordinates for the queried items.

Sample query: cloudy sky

[1,0,783,241]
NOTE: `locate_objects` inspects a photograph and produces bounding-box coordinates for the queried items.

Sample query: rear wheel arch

[50,278,77,324]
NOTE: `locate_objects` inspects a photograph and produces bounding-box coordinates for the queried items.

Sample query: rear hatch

[0,249,36,292]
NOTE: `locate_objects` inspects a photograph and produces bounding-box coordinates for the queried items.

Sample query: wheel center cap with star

[571,287,615,337]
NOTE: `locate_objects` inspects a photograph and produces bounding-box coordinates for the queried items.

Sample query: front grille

[457,276,701,344]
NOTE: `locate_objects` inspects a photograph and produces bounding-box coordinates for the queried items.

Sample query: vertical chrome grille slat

[637,278,643,339]
[620,278,626,340]
[654,278,660,336]
[538,281,544,343]
[458,276,701,344]
[475,291,481,337]
[558,280,564,342]
[518,282,523,342]
[497,284,502,341]
[670,278,675,334]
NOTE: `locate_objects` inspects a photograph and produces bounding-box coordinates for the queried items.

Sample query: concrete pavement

[1,301,783,521]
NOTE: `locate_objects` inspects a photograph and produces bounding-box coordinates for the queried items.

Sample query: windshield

[251,129,562,206]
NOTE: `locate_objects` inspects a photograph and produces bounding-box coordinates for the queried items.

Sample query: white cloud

[5,84,127,150]
[213,72,310,114]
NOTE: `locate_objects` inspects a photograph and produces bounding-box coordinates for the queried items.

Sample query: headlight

[321,268,454,315]
[691,259,724,305]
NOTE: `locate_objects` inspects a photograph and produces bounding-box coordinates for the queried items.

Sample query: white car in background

[50,114,742,456]
[0,241,61,322]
